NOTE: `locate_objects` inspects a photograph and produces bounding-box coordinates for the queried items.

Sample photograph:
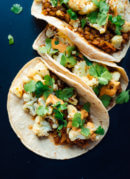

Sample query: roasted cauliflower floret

[109,0,125,17]
[81,76,99,88]
[69,129,86,141]
[73,61,88,77]
[122,22,130,33]
[68,0,97,15]
[111,71,121,81]
[12,83,23,98]
[33,116,52,137]
[111,35,123,49]
[67,105,78,119]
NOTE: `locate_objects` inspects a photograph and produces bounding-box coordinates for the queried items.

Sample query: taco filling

[34,0,130,54]
[12,61,105,148]
[38,25,123,108]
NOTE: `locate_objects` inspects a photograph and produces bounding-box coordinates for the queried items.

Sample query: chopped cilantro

[36,105,49,116]
[66,46,75,57]
[38,46,47,54]
[35,81,49,98]
[72,113,83,128]
[55,87,74,101]
[8,34,14,45]
[81,18,87,28]
[88,0,109,26]
[109,15,125,35]
[116,90,130,104]
[83,56,93,66]
[100,95,111,107]
[83,102,90,112]
[60,54,66,66]
[95,126,105,135]
[93,86,100,96]
[38,38,52,54]
[43,89,53,100]
[60,0,69,5]
[67,9,77,20]
[24,80,36,93]
[55,40,59,45]
[53,102,68,111]
[60,54,77,67]
[54,109,64,121]
[81,127,90,137]
[98,71,112,85]
[50,0,58,7]
[44,75,54,88]
[11,4,23,14]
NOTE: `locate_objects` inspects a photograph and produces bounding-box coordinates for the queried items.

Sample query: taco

[31,0,130,62]
[33,25,129,110]
[7,57,109,159]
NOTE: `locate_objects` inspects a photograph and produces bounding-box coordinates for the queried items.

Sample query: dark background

[0,1,130,179]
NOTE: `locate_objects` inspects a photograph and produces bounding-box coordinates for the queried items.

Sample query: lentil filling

[41,0,129,54]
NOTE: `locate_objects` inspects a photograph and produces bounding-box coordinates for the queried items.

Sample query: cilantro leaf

[89,65,98,77]
[109,15,125,35]
[95,126,105,135]
[35,81,49,98]
[66,46,75,57]
[98,77,108,85]
[54,109,64,121]
[83,102,90,112]
[44,75,54,88]
[67,9,77,20]
[38,38,52,54]
[38,46,47,54]
[93,86,100,96]
[116,90,130,104]
[60,54,77,67]
[45,38,52,52]
[81,18,87,28]
[50,0,58,7]
[8,34,14,45]
[60,54,66,66]
[83,56,93,66]
[87,11,98,24]
[36,105,49,116]
[98,71,112,85]
[100,95,111,107]
[60,0,69,5]
[92,0,100,7]
[72,113,83,128]
[55,40,59,45]
[96,13,107,26]
[24,80,36,93]
[11,4,23,14]
[55,88,74,101]
[43,89,53,100]
[81,127,90,137]
[53,102,68,111]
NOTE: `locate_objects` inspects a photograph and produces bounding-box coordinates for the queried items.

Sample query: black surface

[0,1,130,179]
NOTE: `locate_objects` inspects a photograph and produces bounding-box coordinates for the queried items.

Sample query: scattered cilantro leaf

[43,89,53,100]
[53,102,68,111]
[72,113,83,128]
[55,40,59,45]
[95,126,105,135]
[35,81,49,98]
[109,15,125,35]
[66,46,75,57]
[83,56,93,66]
[44,75,54,88]
[81,127,90,137]
[100,95,111,107]
[55,88,74,101]
[8,34,14,45]
[116,90,130,104]
[38,46,47,54]
[60,54,66,66]
[60,54,77,67]
[36,105,49,116]
[24,80,36,93]
[81,18,87,28]
[60,0,69,5]
[45,38,52,52]
[67,9,77,20]
[11,4,23,14]
[54,109,64,121]
[83,102,90,112]
[50,0,58,7]
[87,11,98,24]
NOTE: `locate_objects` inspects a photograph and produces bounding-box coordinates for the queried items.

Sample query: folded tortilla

[33,28,129,110]
[31,0,130,62]
[7,57,109,159]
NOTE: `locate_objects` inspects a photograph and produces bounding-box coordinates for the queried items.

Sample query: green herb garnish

[72,113,85,128]
[53,102,68,111]
[83,102,90,112]
[11,4,23,14]
[36,105,49,116]
[116,90,130,104]
[60,0,69,5]
[67,9,77,20]
[50,0,58,7]
[81,127,90,137]
[83,56,93,66]
[60,54,77,67]
[24,80,36,93]
[109,15,125,35]
[66,46,75,57]
[95,126,105,135]
[81,18,87,28]
[100,95,111,107]
[8,34,14,45]
[35,81,49,98]
[44,75,54,88]
[55,87,74,101]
